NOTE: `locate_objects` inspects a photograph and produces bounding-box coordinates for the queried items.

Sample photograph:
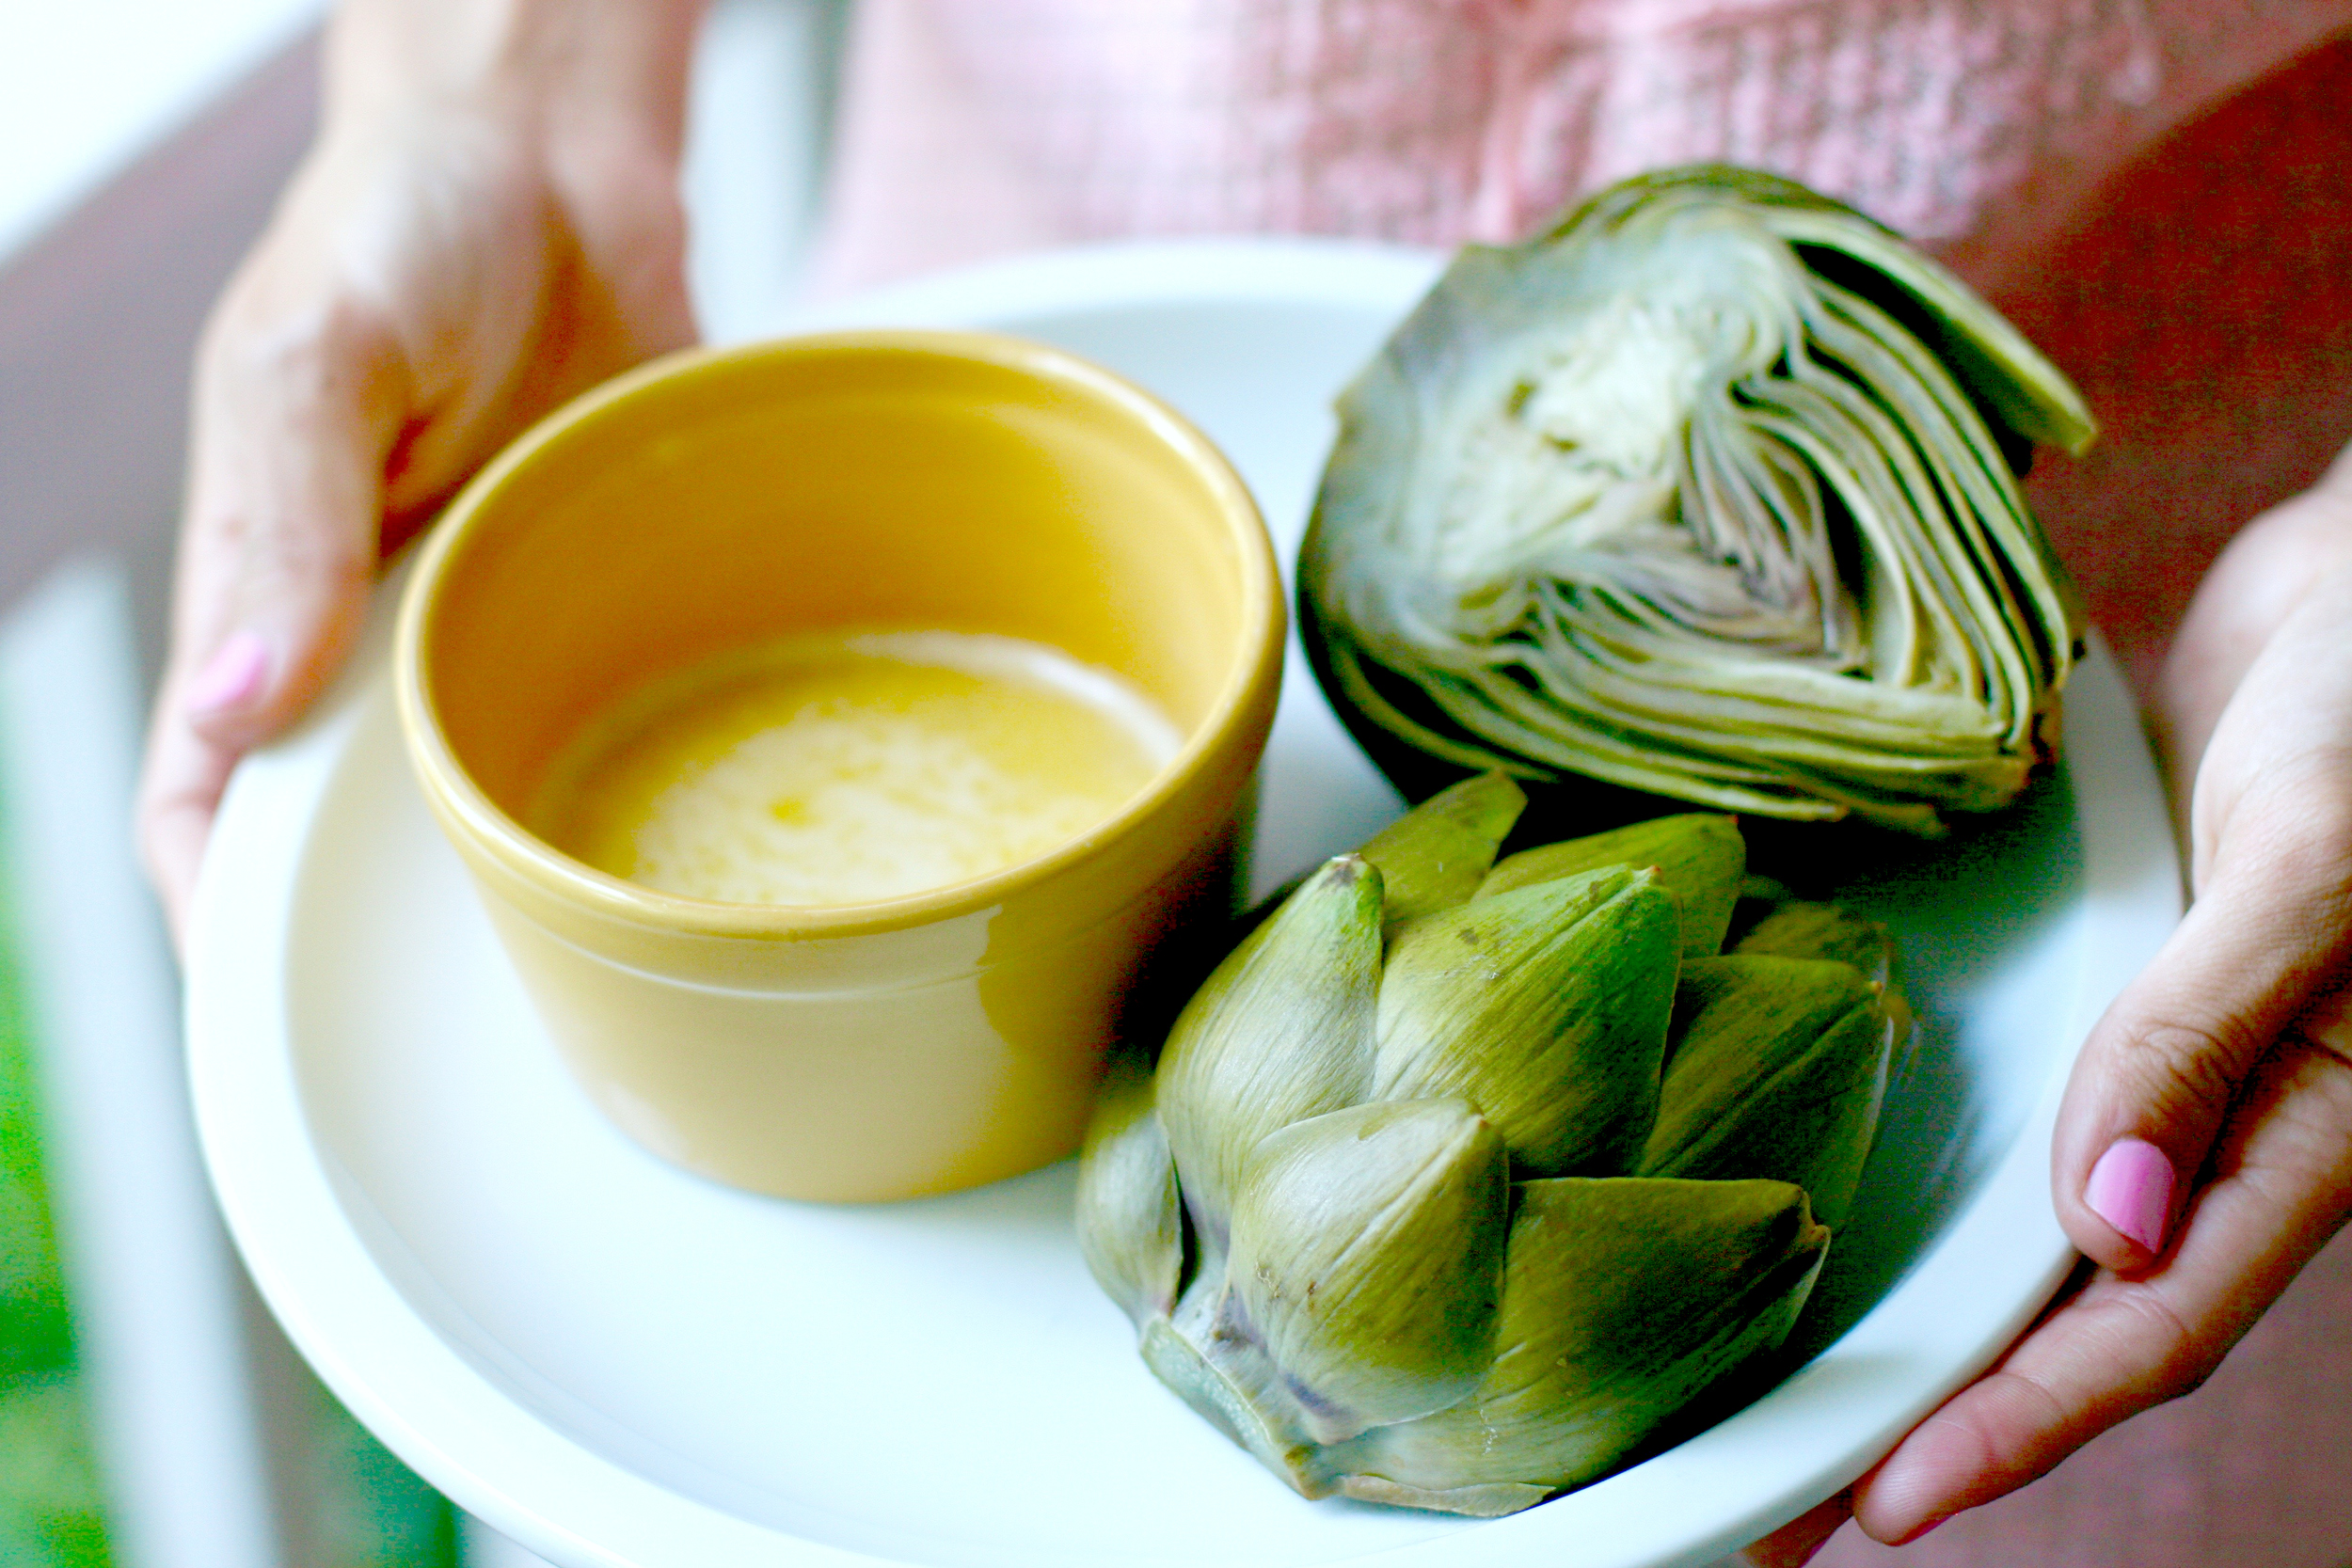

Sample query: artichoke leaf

[1318,1176,1829,1508]
[1640,956,1897,1229]
[1478,813,1744,960]
[1139,1315,1329,1497]
[1304,598,1881,823]
[1405,636,1957,830]
[1734,899,1915,1050]
[1332,1473,1552,1518]
[1733,899,1904,990]
[1227,1100,1509,1443]
[1156,855,1383,1243]
[1373,867,1678,1174]
[1074,1059,1189,1325]
[1356,771,1527,928]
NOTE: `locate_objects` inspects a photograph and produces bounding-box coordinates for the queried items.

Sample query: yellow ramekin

[393,331,1283,1202]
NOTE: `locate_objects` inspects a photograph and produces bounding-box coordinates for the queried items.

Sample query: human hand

[136,0,703,945]
[1746,444,2352,1564]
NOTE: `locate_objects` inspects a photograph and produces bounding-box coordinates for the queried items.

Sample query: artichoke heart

[1299,165,2093,833]
[1077,778,1906,1516]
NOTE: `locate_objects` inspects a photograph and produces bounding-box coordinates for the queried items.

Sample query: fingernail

[186,630,270,716]
[2085,1135,2175,1253]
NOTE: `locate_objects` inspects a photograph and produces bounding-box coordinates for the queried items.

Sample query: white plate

[188,240,2185,1568]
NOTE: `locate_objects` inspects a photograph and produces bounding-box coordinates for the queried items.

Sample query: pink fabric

[812,0,2346,295]
[1999,37,2352,689]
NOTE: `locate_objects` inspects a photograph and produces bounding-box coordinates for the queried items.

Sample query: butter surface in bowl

[531,630,1180,908]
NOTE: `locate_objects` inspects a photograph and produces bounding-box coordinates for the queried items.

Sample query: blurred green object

[0,843,111,1567]
[0,825,459,1568]
[296,1380,464,1568]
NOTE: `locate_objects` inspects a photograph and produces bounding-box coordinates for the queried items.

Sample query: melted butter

[531,632,1181,907]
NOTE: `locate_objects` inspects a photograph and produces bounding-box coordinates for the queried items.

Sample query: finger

[2050,768,2352,1271]
[177,278,406,742]
[540,11,701,359]
[1855,1003,2352,1542]
[133,688,244,948]
[565,152,697,361]
[138,274,406,944]
[1739,1488,1852,1567]
[377,151,694,528]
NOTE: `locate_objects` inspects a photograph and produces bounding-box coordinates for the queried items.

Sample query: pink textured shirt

[815,0,2341,295]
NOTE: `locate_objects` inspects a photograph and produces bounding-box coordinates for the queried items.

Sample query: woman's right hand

[137,0,705,945]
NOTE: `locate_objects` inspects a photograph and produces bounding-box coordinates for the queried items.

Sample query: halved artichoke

[1300,166,2095,834]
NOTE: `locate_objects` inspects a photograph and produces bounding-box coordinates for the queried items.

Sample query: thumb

[2053,795,2352,1269]
[136,288,405,942]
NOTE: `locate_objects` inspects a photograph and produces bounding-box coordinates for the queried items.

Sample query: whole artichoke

[1076,774,1908,1515]
[1299,166,2096,834]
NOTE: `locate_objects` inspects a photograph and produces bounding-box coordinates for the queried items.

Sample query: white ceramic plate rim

[188,237,2185,1568]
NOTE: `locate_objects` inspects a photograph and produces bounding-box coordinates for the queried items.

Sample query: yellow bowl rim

[392,327,1284,942]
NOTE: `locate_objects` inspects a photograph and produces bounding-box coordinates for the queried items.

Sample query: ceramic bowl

[393,330,1283,1202]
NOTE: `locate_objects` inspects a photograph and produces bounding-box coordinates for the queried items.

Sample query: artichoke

[1077,774,1909,1514]
[1299,166,2096,834]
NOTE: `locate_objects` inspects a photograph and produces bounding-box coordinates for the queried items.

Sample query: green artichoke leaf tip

[1643,955,1899,1230]
[1481,814,1745,961]
[1357,770,1528,928]
[1373,866,1679,1176]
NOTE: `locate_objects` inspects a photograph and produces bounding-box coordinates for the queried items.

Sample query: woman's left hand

[1747,443,2352,1564]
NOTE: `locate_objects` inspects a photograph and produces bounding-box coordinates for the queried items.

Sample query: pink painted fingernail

[2085,1136,2175,1253]
[185,630,270,716]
